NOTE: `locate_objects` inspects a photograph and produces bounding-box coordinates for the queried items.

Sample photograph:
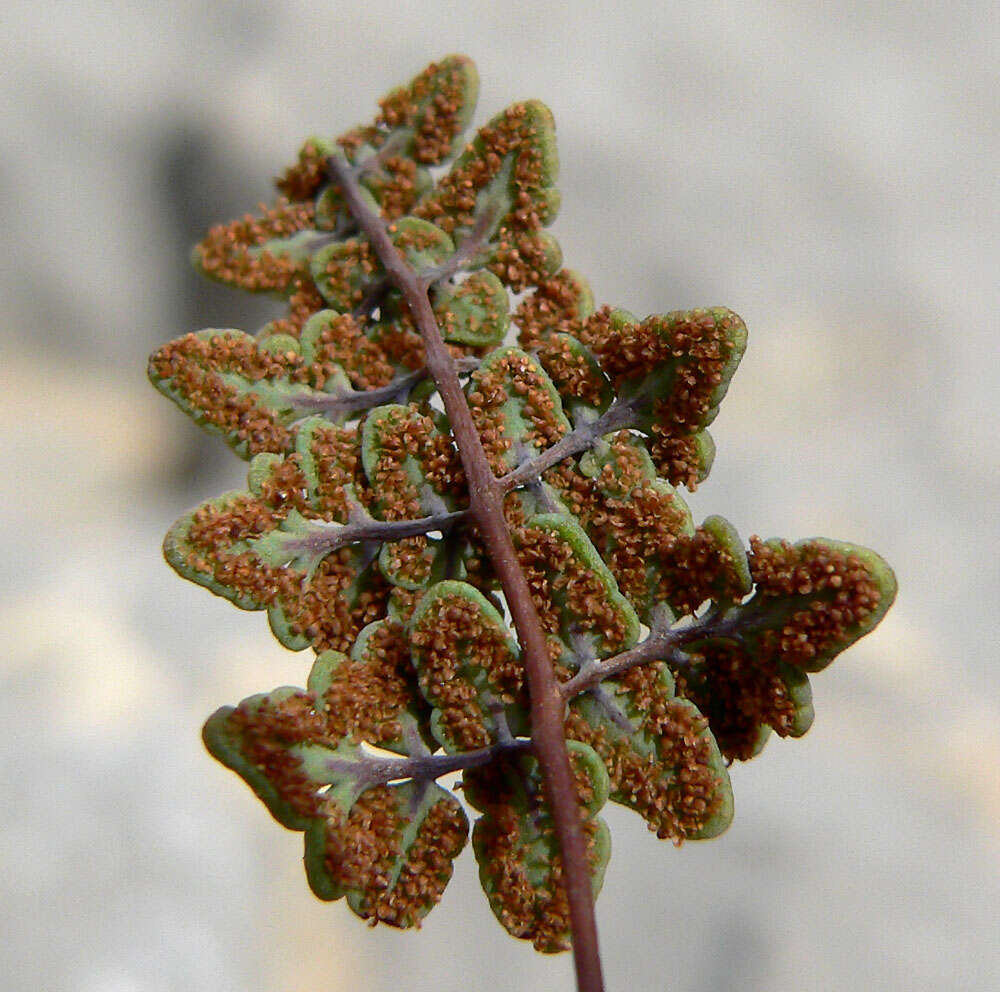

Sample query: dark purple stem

[329,153,606,992]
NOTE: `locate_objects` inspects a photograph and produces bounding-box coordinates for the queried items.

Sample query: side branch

[323,738,532,794]
[559,608,754,699]
[262,506,469,565]
[328,154,606,992]
[422,201,500,283]
[499,399,640,493]
[288,358,480,419]
[289,367,429,417]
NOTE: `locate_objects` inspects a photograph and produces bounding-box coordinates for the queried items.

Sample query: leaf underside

[152,54,897,945]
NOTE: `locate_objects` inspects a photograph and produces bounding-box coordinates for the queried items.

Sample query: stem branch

[324,738,532,793]
[498,399,639,493]
[276,507,469,562]
[559,607,756,699]
[288,357,479,419]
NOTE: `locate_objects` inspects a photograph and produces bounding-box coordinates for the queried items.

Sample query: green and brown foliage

[151,55,895,967]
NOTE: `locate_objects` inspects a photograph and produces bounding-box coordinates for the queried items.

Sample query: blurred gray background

[2,2,997,990]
